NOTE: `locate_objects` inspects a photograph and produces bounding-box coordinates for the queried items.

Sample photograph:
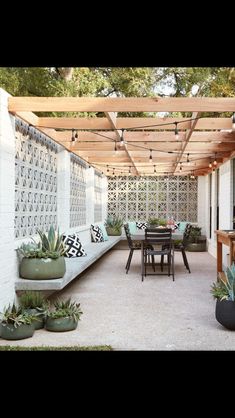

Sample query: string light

[71,129,76,142]
[187,153,190,166]
[120,129,125,146]
[209,161,212,168]
[213,153,217,166]
[129,166,131,175]
[107,165,109,174]
[232,113,235,130]
[179,162,182,171]
[149,149,153,163]
[114,141,117,152]
[112,168,115,177]
[174,122,179,140]
[154,165,156,174]
[75,130,78,139]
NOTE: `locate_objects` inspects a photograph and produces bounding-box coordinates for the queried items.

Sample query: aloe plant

[105,216,123,231]
[17,226,67,259]
[0,303,36,328]
[47,298,83,322]
[211,263,235,301]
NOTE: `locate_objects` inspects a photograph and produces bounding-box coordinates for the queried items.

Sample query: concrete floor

[1,250,235,350]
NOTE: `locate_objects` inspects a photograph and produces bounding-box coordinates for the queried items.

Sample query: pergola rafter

[8,96,235,177]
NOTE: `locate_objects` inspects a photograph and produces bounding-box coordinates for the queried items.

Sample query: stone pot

[1,323,34,340]
[20,256,66,280]
[25,308,45,330]
[186,242,206,252]
[106,227,122,236]
[45,316,78,332]
[215,299,235,330]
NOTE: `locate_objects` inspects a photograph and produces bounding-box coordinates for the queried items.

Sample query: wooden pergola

[8,96,235,176]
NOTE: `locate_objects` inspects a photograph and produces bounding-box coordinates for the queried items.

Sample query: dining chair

[124,224,154,274]
[143,228,174,281]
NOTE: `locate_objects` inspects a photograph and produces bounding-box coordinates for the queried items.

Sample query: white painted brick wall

[0,89,18,311]
[0,88,109,311]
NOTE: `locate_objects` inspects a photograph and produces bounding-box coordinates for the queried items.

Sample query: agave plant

[211,264,235,301]
[17,226,67,259]
[19,291,49,311]
[105,216,123,231]
[47,298,83,322]
[0,303,36,328]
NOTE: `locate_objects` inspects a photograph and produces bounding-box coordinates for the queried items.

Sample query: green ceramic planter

[1,323,34,340]
[25,308,45,330]
[186,242,206,252]
[106,227,122,236]
[20,256,66,280]
[45,317,78,332]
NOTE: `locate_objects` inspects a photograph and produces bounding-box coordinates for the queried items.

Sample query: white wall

[205,160,233,267]
[0,89,18,310]
[0,88,108,311]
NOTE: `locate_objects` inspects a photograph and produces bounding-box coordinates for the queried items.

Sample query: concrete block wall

[203,160,233,268]
[0,88,108,312]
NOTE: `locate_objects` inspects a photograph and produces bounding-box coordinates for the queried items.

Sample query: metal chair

[143,228,174,281]
[162,223,191,273]
[124,224,154,274]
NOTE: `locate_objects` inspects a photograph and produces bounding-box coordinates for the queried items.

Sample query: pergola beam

[105,111,139,175]
[9,97,235,112]
[36,117,233,131]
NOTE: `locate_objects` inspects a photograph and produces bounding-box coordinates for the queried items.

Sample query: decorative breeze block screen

[15,119,58,238]
[94,172,102,222]
[70,155,86,227]
[108,175,198,222]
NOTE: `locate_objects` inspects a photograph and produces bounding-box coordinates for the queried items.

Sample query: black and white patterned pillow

[90,224,104,242]
[62,234,87,258]
[174,222,180,230]
[136,222,148,230]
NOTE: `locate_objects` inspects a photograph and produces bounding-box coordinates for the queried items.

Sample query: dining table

[131,230,183,280]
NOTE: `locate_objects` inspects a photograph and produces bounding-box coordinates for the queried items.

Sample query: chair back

[145,228,172,248]
[124,223,134,249]
[182,223,192,246]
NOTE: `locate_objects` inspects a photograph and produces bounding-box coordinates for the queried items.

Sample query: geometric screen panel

[70,155,86,228]
[94,172,102,223]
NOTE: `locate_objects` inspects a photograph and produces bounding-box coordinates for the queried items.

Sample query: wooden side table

[215,230,235,273]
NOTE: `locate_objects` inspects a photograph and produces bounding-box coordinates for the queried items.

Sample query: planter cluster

[0,293,83,341]
[211,264,235,330]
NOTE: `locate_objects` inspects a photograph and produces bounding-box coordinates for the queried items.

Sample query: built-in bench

[15,236,121,293]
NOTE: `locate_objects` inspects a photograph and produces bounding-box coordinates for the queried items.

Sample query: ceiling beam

[9,97,235,112]
[105,111,139,175]
[173,112,200,174]
[36,116,233,130]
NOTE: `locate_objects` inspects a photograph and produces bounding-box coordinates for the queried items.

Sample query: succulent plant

[46,298,83,322]
[0,303,36,328]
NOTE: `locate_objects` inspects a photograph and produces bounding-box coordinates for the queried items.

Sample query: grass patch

[0,345,113,351]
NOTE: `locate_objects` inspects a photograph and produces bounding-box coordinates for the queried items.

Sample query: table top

[132,231,183,240]
[215,230,235,238]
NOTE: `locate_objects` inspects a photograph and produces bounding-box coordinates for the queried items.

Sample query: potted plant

[211,264,235,330]
[19,291,49,329]
[45,298,83,332]
[105,216,123,236]
[186,226,206,251]
[17,225,67,280]
[148,217,159,228]
[0,303,35,340]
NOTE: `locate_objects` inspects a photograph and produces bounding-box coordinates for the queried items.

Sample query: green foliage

[189,226,201,243]
[17,225,67,259]
[0,345,113,351]
[47,298,83,322]
[211,264,235,301]
[19,291,49,311]
[148,217,159,226]
[0,303,36,328]
[105,216,123,231]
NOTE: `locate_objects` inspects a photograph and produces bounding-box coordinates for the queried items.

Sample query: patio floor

[1,250,235,350]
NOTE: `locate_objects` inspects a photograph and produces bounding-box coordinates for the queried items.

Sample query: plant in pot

[211,264,235,330]
[0,303,35,340]
[186,226,206,252]
[19,291,49,330]
[17,225,67,280]
[45,298,83,332]
[148,217,159,228]
[105,216,123,236]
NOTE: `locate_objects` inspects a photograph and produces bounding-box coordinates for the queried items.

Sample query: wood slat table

[215,230,235,273]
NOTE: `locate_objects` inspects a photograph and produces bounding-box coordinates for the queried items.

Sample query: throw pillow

[90,224,105,242]
[128,221,137,234]
[62,234,87,258]
[178,222,188,233]
[97,223,109,241]
[136,221,148,230]
[174,222,180,230]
